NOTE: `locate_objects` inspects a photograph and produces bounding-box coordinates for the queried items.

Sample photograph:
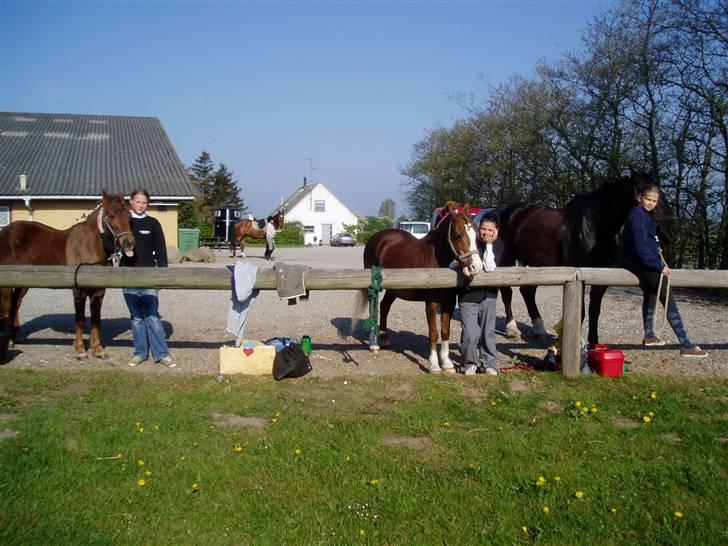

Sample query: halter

[447,216,478,262]
[100,209,133,266]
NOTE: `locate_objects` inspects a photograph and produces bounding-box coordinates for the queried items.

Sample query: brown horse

[0,192,135,364]
[498,171,679,346]
[354,202,479,373]
[230,209,285,258]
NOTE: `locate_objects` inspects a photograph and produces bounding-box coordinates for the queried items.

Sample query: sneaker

[463,364,477,376]
[680,346,708,358]
[643,336,666,347]
[158,356,177,368]
[484,367,499,376]
[128,356,144,367]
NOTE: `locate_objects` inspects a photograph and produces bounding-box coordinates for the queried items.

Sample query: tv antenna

[306,157,318,172]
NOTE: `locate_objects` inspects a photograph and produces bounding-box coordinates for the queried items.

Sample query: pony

[498,171,679,346]
[354,202,481,373]
[230,209,285,258]
[0,192,135,364]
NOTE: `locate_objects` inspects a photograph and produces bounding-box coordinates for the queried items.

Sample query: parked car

[396,221,431,239]
[330,232,357,247]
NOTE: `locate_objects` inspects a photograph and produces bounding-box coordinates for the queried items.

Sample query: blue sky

[1,1,608,217]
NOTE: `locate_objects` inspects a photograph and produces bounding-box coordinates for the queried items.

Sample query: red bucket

[588,344,625,377]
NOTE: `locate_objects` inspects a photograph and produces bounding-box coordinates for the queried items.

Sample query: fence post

[561,278,583,377]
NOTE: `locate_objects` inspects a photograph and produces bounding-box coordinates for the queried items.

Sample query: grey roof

[274,182,318,215]
[0,112,192,199]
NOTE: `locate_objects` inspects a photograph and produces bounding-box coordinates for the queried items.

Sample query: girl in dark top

[620,182,707,358]
[119,188,175,367]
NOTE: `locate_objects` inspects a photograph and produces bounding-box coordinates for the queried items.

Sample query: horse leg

[1,288,12,363]
[438,296,456,373]
[500,287,520,338]
[520,286,548,337]
[10,288,28,343]
[425,301,442,373]
[89,289,107,359]
[376,290,396,349]
[72,289,88,359]
[229,238,236,258]
[239,235,246,258]
[587,285,607,347]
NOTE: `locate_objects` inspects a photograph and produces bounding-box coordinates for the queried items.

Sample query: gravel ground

[3,245,727,379]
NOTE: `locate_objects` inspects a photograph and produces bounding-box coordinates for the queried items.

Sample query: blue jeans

[123,288,170,361]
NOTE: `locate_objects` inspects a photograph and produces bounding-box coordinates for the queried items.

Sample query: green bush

[275,222,303,245]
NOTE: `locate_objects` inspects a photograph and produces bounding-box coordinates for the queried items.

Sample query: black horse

[498,171,679,346]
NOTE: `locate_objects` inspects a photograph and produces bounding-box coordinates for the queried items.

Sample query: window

[0,205,9,228]
[314,200,326,212]
[304,225,315,233]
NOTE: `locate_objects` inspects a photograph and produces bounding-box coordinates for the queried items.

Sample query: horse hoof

[429,366,443,374]
[75,352,88,360]
[369,345,380,353]
[442,366,457,374]
[95,352,109,360]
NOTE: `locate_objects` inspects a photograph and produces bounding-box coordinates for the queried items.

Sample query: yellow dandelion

[581,406,589,414]
[536,476,546,487]
[191,483,199,491]
[369,479,380,486]
[275,411,281,417]
[490,400,497,406]
[234,445,243,453]
[345,455,351,462]
[632,395,638,400]
[591,406,598,413]
[180,456,186,461]
[648,411,655,417]
[271,418,278,423]
[575,490,585,499]
[643,415,652,423]
[359,529,366,536]
[138,427,144,433]
[575,401,582,407]
[522,526,529,534]
[650,391,657,400]
[674,511,683,518]
[554,476,561,482]
[116,453,123,458]
[294,448,302,456]
[137,479,146,487]
[443,421,450,428]
[543,506,550,514]
[135,421,141,427]
[154,425,159,430]
[137,459,145,466]
[144,470,152,477]
[611,508,618,514]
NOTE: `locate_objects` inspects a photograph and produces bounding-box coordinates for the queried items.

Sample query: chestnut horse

[0,192,135,364]
[354,202,481,373]
[230,209,285,258]
[498,171,679,346]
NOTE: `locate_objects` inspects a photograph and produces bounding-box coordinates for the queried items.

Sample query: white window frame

[303,225,315,234]
[314,200,326,212]
[0,205,10,228]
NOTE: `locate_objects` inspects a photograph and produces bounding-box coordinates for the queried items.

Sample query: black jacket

[458,238,504,303]
[104,215,167,268]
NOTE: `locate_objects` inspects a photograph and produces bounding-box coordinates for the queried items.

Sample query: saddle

[255,218,267,230]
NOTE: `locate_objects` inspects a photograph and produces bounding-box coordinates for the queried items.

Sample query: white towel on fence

[226,261,259,347]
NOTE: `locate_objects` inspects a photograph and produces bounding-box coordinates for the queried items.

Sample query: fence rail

[2,265,727,377]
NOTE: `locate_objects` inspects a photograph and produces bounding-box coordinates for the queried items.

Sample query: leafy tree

[186,152,246,228]
[378,199,396,220]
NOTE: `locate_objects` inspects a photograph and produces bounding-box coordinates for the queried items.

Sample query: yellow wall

[8,200,179,247]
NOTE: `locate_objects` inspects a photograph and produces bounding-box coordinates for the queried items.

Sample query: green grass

[0,370,726,545]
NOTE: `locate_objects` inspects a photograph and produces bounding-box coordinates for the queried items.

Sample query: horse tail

[349,289,370,336]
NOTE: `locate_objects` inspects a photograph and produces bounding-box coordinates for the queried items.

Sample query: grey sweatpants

[459,295,499,371]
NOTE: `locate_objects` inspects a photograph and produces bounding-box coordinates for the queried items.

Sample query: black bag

[273,343,312,380]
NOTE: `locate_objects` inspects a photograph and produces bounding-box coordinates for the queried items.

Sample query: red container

[588,345,625,377]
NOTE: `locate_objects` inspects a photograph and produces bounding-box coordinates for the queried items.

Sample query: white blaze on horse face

[464,225,483,276]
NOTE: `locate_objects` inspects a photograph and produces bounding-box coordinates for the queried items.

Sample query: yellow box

[219,341,275,375]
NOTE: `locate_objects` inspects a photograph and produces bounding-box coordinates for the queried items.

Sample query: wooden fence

[1,265,727,377]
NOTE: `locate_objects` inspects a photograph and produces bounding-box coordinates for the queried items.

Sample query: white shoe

[463,364,477,376]
[128,356,144,367]
[158,356,176,368]
[484,367,499,376]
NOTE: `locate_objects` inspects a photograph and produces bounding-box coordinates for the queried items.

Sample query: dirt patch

[661,433,682,443]
[211,413,267,429]
[0,429,17,440]
[0,413,16,422]
[508,378,531,394]
[461,386,489,402]
[611,416,640,429]
[382,435,433,450]
[541,400,562,414]
[382,382,416,401]
[718,437,728,444]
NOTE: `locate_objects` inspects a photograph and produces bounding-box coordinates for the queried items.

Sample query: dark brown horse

[354,202,480,373]
[498,171,679,346]
[0,192,135,363]
[230,209,285,258]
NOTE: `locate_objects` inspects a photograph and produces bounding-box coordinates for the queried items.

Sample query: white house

[276,180,358,245]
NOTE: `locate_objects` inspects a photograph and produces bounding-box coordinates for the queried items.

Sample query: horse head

[439,202,476,268]
[272,209,285,230]
[101,191,135,257]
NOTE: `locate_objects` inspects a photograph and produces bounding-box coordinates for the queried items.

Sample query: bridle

[446,215,478,263]
[100,208,133,265]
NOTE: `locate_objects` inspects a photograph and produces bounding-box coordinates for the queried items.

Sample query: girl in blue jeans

[118,188,175,367]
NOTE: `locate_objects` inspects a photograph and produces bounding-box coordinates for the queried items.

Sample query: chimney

[303,176,307,187]
[19,174,27,192]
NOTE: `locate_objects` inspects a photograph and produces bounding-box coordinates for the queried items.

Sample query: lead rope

[364,266,383,334]
[655,248,671,335]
